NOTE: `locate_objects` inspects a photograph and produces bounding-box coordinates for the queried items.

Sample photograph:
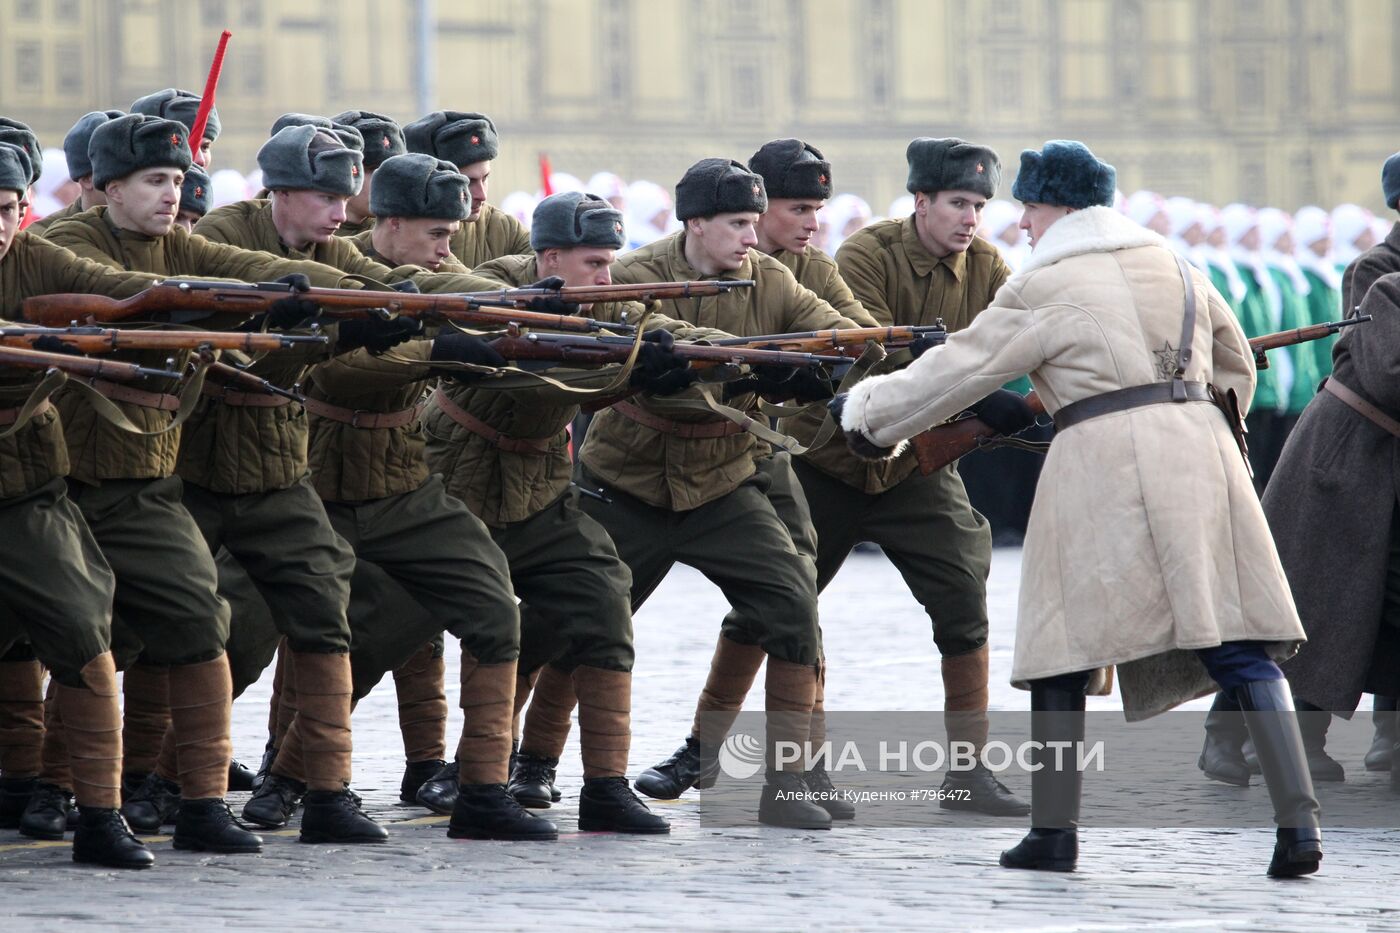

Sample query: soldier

[174,165,211,232]
[403,111,532,267]
[130,88,219,169]
[417,190,680,833]
[794,138,1033,816]
[0,139,175,867]
[26,111,125,236]
[837,139,1321,878]
[572,158,862,829]
[330,110,406,237]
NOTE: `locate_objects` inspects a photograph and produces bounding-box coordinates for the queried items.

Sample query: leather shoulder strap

[1171,253,1197,401]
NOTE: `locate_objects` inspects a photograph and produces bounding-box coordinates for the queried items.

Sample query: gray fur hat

[1011,140,1116,209]
[531,192,625,251]
[270,114,365,153]
[0,142,32,195]
[257,124,364,197]
[180,165,212,217]
[1382,152,1400,210]
[89,114,192,191]
[0,118,41,183]
[675,158,767,221]
[64,111,126,181]
[403,111,499,167]
[748,138,833,201]
[130,88,220,142]
[905,137,1000,198]
[331,110,406,169]
[370,154,470,221]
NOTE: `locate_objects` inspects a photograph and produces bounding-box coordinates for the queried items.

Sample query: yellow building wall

[2,0,1396,214]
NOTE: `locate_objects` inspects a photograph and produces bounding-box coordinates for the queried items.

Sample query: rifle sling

[0,370,65,439]
[1323,377,1400,438]
[431,390,553,454]
[64,361,210,436]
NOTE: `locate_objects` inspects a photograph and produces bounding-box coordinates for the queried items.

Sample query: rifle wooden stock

[905,317,1374,475]
[487,332,846,369]
[21,282,633,333]
[0,328,325,353]
[0,345,183,382]
[709,324,946,352]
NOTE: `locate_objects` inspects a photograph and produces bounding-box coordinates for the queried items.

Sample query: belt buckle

[350,409,374,428]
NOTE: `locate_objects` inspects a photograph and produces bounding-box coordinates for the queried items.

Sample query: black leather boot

[18,782,72,840]
[241,773,306,828]
[758,771,832,830]
[227,759,257,793]
[400,758,447,803]
[1199,689,1251,786]
[508,752,560,809]
[71,807,155,869]
[634,735,719,799]
[447,783,558,841]
[1365,695,1396,772]
[0,775,36,828]
[804,762,855,820]
[579,777,671,834]
[173,798,264,853]
[941,763,1031,817]
[300,788,389,844]
[120,770,148,802]
[251,740,277,793]
[120,772,181,834]
[1236,679,1323,878]
[1000,682,1084,872]
[415,758,459,815]
[1295,698,1345,783]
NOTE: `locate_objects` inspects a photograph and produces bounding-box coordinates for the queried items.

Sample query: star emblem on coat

[1153,341,1179,381]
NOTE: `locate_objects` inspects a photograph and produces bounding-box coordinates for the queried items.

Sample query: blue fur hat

[1011,140,1116,209]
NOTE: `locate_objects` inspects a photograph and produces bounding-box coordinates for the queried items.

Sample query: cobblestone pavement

[2,549,1397,931]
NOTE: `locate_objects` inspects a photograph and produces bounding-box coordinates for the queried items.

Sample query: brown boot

[939,645,1028,817]
[759,657,829,829]
[120,663,170,788]
[0,657,46,827]
[393,641,449,802]
[635,634,765,800]
[511,665,573,808]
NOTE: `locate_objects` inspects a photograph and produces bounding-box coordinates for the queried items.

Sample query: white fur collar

[1019,206,1165,275]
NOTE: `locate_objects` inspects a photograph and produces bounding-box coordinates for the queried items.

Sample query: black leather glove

[32,335,82,355]
[266,273,320,329]
[522,276,580,316]
[430,332,507,370]
[389,279,421,294]
[828,393,899,461]
[723,364,832,403]
[966,388,1036,435]
[628,330,696,394]
[907,335,941,359]
[336,316,425,354]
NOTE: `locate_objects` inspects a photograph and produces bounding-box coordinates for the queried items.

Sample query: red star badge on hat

[819,174,827,184]
[976,162,985,174]
[470,135,480,145]
[351,164,359,176]
[381,136,391,148]
[614,221,623,233]
[752,184,760,195]
[171,134,182,148]
[194,185,204,198]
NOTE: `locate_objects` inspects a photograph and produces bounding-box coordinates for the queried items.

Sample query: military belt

[613,400,744,439]
[89,378,181,412]
[201,382,294,408]
[1323,377,1400,438]
[1053,380,1212,431]
[303,397,427,430]
[432,389,553,454]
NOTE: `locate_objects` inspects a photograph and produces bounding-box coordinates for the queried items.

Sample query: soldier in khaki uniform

[403,111,532,267]
[799,138,1032,815]
[26,110,125,237]
[0,140,159,868]
[331,111,406,238]
[573,158,864,829]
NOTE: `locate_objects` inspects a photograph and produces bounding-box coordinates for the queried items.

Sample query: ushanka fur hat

[1011,140,1117,209]
[0,142,32,194]
[270,114,365,153]
[331,110,406,169]
[748,138,833,201]
[130,88,220,142]
[180,164,212,217]
[403,111,499,168]
[63,111,125,181]
[531,192,625,251]
[257,124,364,197]
[88,114,192,191]
[905,137,1000,198]
[0,118,41,183]
[675,158,768,221]
[370,154,470,220]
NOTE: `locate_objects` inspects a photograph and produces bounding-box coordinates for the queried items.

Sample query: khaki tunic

[0,232,159,497]
[335,216,374,238]
[815,218,1011,493]
[449,202,533,269]
[578,231,861,510]
[26,199,82,237]
[44,206,360,485]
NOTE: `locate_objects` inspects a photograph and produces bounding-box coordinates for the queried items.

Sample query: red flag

[188,30,231,167]
[539,153,554,196]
